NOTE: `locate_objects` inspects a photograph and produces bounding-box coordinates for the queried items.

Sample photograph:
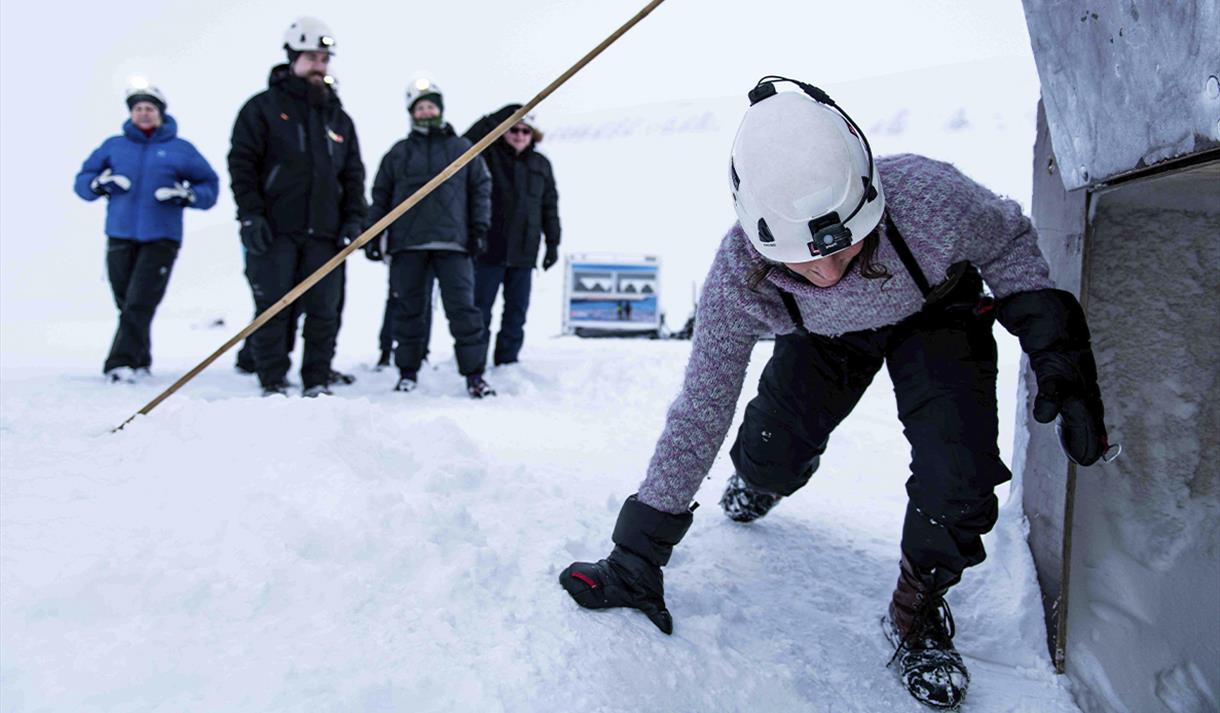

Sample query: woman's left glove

[998,288,1114,466]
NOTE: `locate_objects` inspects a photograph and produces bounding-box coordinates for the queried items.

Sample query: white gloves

[154,181,196,206]
[90,168,132,196]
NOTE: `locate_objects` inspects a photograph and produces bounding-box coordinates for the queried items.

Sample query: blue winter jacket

[73,115,219,242]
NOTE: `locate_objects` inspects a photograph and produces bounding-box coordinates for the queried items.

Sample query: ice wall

[1065,162,1220,713]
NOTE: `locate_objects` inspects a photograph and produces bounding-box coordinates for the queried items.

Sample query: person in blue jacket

[74,84,219,382]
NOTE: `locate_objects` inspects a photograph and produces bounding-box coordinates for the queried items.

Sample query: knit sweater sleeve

[932,159,1053,298]
[637,236,769,514]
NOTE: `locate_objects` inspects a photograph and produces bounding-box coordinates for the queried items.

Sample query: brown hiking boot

[881,555,970,710]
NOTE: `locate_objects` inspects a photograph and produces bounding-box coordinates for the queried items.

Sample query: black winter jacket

[368,124,492,254]
[464,108,560,268]
[228,65,366,239]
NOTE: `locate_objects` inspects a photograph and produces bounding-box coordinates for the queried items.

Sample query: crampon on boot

[719,472,783,522]
[882,556,970,710]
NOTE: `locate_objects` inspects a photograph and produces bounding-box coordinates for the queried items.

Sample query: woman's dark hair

[855,231,891,281]
[746,229,890,291]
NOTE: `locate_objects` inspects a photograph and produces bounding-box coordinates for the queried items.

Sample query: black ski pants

[474,262,533,365]
[244,235,343,389]
[729,308,1010,588]
[390,250,486,376]
[237,304,299,373]
[379,267,433,359]
[104,237,179,373]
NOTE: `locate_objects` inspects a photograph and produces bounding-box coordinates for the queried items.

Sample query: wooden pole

[114,0,668,432]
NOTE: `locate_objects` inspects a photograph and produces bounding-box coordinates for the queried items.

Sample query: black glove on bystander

[240,215,274,256]
[364,230,387,262]
[468,229,488,259]
[542,245,559,271]
[336,220,363,250]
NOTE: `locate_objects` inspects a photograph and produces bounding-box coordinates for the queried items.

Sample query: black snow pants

[244,234,343,389]
[390,250,486,376]
[730,269,1010,589]
[104,237,179,373]
[379,267,433,360]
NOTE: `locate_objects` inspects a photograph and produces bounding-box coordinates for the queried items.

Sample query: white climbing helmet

[124,79,167,112]
[283,17,336,54]
[728,79,884,263]
[405,76,443,112]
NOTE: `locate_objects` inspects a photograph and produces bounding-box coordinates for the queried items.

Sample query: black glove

[468,229,488,258]
[239,215,274,256]
[364,230,387,262]
[1029,357,1109,466]
[336,220,363,250]
[560,494,693,635]
[998,289,1111,466]
[542,245,559,271]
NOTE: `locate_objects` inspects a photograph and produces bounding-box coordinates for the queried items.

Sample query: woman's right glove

[997,288,1112,466]
[560,494,693,635]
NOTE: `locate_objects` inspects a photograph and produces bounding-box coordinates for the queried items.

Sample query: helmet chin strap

[748,76,879,256]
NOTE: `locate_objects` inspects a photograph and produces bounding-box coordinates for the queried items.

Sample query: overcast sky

[2,0,1033,143]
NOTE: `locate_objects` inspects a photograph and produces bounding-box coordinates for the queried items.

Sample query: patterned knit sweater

[636,153,1054,514]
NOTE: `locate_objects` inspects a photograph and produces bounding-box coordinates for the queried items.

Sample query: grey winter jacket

[636,153,1055,514]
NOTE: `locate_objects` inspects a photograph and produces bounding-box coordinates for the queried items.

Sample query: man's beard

[306,75,330,106]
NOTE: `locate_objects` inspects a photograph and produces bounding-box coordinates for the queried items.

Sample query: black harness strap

[883,214,931,298]
[779,290,806,332]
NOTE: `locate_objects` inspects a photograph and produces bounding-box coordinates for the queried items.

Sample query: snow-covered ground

[1,313,1078,712]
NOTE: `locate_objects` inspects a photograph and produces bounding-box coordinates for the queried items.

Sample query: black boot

[327,368,356,386]
[882,556,970,710]
[466,373,496,399]
[560,494,693,634]
[719,472,783,522]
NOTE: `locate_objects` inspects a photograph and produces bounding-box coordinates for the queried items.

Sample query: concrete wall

[1021,0,1220,189]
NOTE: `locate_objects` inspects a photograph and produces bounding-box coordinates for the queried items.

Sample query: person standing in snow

[559,79,1113,710]
[73,84,219,383]
[364,78,495,398]
[463,104,561,367]
[228,17,366,398]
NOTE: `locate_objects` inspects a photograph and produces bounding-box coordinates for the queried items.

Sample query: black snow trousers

[390,250,486,376]
[104,237,179,373]
[244,234,343,389]
[730,273,1010,589]
[378,268,434,359]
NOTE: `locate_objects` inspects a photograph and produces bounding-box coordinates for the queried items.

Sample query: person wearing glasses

[73,83,219,383]
[558,79,1113,710]
[364,78,494,399]
[463,104,561,367]
[228,17,367,398]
